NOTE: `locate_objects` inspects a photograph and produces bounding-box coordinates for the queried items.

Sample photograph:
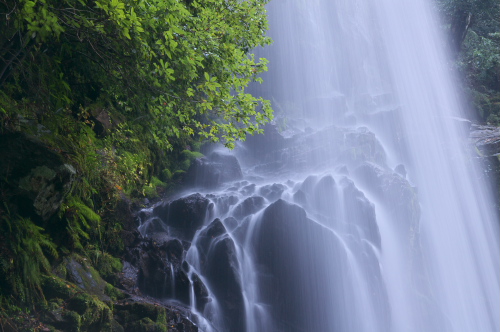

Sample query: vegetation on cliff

[0,0,272,330]
[438,0,500,123]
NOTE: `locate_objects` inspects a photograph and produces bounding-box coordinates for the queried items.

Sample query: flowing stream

[137,0,500,331]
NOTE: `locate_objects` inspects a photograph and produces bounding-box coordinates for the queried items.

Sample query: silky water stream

[136,0,500,331]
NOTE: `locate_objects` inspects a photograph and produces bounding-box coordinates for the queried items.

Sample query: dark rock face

[196,219,245,332]
[243,124,286,158]
[240,183,256,196]
[242,125,386,176]
[354,162,420,236]
[122,235,193,305]
[293,174,338,217]
[191,273,209,313]
[340,178,381,248]
[259,183,286,202]
[152,193,211,240]
[0,132,75,221]
[469,124,500,157]
[186,151,243,188]
[64,256,111,301]
[254,199,389,332]
[134,239,191,303]
[113,300,198,332]
[232,196,266,219]
[209,194,239,215]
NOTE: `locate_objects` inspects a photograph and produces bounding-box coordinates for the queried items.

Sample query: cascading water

[135,0,500,331]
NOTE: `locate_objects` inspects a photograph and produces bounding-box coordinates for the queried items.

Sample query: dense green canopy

[0,0,273,148]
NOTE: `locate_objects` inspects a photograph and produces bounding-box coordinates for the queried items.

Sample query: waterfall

[135,0,500,331]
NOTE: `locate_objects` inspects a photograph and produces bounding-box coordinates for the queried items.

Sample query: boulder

[203,236,245,331]
[195,218,244,331]
[209,195,239,215]
[186,152,243,188]
[294,174,337,218]
[340,178,380,247]
[64,256,111,302]
[243,123,286,156]
[259,183,286,202]
[353,162,420,237]
[191,273,210,313]
[126,239,190,303]
[113,300,198,332]
[254,199,389,332]
[469,124,500,157]
[153,193,211,240]
[232,196,266,219]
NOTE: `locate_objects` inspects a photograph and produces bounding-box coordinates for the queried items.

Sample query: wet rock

[354,162,420,236]
[293,189,308,206]
[313,175,336,213]
[336,165,349,175]
[340,178,381,247]
[153,193,211,240]
[191,273,210,312]
[223,216,238,231]
[126,238,190,303]
[283,126,387,171]
[186,151,243,188]
[41,275,113,331]
[299,175,318,193]
[195,219,244,330]
[64,256,111,302]
[196,219,227,260]
[244,124,286,157]
[259,183,286,202]
[114,300,198,332]
[295,175,337,216]
[163,239,184,263]
[210,195,239,215]
[254,200,352,331]
[139,217,167,236]
[203,236,245,332]
[469,124,500,157]
[240,183,256,196]
[394,164,407,178]
[232,196,266,219]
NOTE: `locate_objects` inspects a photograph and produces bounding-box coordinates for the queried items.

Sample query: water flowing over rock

[151,193,211,240]
[124,0,499,331]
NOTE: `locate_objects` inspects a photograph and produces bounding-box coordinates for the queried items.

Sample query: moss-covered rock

[114,301,167,332]
[64,255,111,302]
[41,274,113,331]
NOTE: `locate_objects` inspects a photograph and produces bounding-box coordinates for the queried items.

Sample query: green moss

[160,169,173,181]
[63,310,81,332]
[93,251,123,280]
[104,283,127,301]
[150,176,165,187]
[0,214,58,303]
[127,317,167,332]
[180,150,204,170]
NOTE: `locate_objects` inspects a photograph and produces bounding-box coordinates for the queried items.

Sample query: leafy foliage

[1,0,273,148]
[0,0,273,326]
[0,206,58,302]
[60,196,101,251]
